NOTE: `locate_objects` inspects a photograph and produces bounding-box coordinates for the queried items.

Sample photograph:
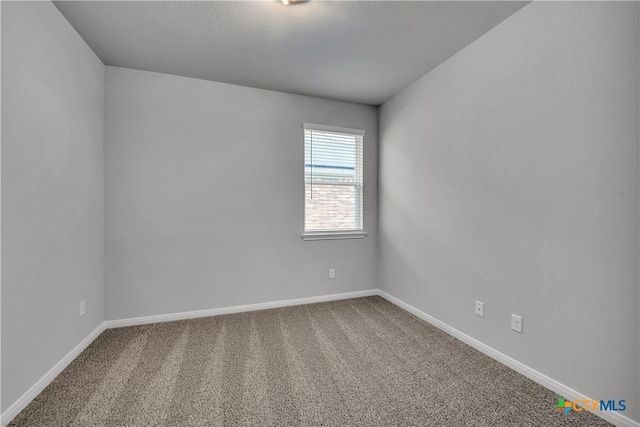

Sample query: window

[302,123,366,240]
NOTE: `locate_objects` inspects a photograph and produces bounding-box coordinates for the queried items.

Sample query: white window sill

[301,231,367,241]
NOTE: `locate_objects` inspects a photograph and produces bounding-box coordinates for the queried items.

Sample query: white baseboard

[1,322,107,427]
[104,289,379,329]
[377,290,639,427]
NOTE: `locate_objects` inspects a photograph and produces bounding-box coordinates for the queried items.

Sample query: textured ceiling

[54,1,528,105]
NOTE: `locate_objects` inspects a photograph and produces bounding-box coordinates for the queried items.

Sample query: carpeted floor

[10,296,610,426]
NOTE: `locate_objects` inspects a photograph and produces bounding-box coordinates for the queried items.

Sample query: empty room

[1,0,639,426]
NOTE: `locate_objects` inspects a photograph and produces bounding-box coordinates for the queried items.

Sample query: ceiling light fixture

[281,0,306,5]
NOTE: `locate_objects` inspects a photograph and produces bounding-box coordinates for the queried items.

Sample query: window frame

[301,123,367,241]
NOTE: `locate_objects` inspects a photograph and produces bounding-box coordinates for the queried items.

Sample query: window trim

[301,123,366,241]
[302,123,366,137]
[301,230,368,241]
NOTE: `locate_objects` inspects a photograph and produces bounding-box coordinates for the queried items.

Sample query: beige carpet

[10,296,609,426]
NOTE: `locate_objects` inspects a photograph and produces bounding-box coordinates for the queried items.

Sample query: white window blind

[303,123,365,240]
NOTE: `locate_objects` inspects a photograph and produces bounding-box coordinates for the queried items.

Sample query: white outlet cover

[475,301,484,318]
[329,269,336,279]
[511,314,522,333]
[80,300,86,316]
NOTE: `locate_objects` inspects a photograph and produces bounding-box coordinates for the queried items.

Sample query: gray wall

[1,1,105,411]
[379,1,639,422]
[104,66,378,320]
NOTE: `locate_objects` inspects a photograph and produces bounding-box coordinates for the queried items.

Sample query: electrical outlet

[80,300,85,316]
[511,314,522,333]
[475,301,484,318]
[329,268,336,279]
